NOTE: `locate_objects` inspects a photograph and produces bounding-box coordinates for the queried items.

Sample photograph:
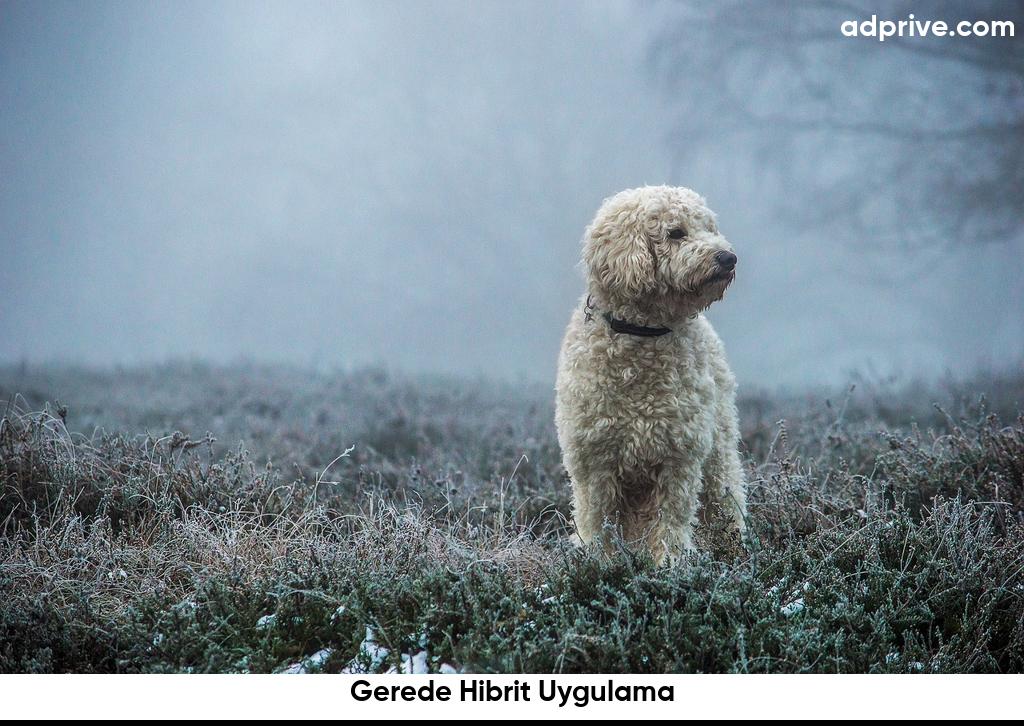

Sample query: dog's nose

[715,251,737,271]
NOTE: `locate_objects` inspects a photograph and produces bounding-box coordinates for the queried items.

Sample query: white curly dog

[555,185,747,564]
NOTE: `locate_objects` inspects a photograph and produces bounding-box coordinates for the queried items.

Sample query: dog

[555,185,747,563]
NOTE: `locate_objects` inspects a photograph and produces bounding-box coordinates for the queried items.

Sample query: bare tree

[650,0,1024,249]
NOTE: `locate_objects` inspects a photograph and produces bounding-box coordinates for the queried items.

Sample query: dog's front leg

[701,423,749,540]
[644,461,704,565]
[571,474,622,554]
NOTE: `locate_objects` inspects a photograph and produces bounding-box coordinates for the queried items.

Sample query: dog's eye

[667,228,687,240]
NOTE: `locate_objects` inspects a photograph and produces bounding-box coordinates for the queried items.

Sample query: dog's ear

[583,214,655,300]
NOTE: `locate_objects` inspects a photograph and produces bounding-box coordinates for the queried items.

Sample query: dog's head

[582,185,737,317]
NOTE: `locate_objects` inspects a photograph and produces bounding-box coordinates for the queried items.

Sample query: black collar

[601,311,672,337]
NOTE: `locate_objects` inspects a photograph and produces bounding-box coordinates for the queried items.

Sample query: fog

[2,0,1021,387]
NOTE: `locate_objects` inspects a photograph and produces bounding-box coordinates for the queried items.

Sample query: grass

[1,362,1023,673]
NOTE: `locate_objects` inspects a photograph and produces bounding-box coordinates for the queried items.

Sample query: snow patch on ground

[392,650,430,674]
[284,648,333,674]
[341,627,391,674]
[780,598,805,617]
[282,626,460,674]
[773,579,810,617]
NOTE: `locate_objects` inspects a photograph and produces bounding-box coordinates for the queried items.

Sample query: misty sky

[2,0,1021,388]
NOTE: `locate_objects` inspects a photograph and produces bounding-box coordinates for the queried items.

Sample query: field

[2,361,1023,673]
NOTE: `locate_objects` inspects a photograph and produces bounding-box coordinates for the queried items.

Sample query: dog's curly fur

[555,185,747,563]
